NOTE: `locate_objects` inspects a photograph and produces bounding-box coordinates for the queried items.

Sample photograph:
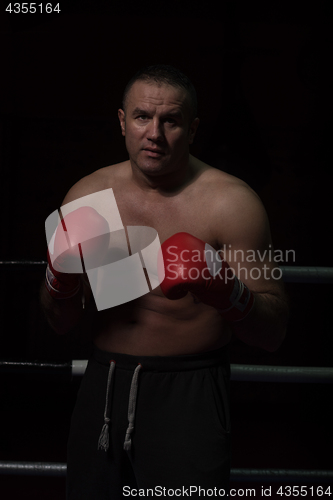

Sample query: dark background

[0,0,332,498]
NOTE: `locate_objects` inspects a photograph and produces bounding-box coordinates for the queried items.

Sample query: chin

[136,158,167,174]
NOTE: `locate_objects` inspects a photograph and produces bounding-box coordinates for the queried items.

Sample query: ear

[118,109,126,136]
[188,117,200,145]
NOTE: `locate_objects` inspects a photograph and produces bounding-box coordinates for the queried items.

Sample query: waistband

[93,344,229,372]
[95,344,229,454]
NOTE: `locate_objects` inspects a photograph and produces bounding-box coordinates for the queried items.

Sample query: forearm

[230,291,289,352]
[39,280,85,335]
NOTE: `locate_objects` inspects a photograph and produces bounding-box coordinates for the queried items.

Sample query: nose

[147,118,164,142]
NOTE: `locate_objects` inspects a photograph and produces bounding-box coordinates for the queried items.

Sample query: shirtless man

[40,65,288,499]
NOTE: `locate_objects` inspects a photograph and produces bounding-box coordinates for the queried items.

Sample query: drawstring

[98,361,142,453]
[98,360,116,451]
[123,363,142,451]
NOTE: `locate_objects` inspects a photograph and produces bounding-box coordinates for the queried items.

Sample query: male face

[118,81,199,178]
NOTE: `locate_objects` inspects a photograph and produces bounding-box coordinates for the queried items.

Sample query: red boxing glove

[46,206,110,300]
[159,232,254,322]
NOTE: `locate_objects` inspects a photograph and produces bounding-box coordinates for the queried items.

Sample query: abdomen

[92,291,232,356]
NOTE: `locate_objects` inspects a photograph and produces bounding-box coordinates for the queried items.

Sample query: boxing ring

[0,261,333,486]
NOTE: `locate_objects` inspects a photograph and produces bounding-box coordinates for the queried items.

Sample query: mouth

[143,148,165,157]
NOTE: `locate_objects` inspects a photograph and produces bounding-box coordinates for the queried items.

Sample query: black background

[1,0,332,498]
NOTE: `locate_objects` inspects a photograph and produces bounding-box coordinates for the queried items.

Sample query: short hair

[122,64,198,122]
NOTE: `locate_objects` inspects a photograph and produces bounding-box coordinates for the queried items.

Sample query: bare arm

[216,183,289,351]
[230,285,289,352]
[39,174,98,334]
[39,276,89,335]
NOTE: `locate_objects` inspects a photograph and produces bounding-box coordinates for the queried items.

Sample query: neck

[130,154,195,195]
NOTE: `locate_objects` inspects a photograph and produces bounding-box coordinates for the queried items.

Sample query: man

[40,64,288,498]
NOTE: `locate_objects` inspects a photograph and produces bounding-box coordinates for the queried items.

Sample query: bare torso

[81,156,236,356]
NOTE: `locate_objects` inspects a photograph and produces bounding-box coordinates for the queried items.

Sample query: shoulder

[61,161,129,206]
[196,162,270,247]
[197,160,264,214]
[214,172,266,221]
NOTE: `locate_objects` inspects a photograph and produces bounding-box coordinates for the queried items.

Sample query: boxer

[40,64,289,499]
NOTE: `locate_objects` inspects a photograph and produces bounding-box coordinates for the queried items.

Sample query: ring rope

[230,364,333,383]
[1,360,333,383]
[0,461,66,476]
[280,266,333,283]
[0,261,333,283]
[231,468,333,483]
[0,461,332,482]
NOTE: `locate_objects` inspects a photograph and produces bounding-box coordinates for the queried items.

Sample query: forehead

[126,80,189,113]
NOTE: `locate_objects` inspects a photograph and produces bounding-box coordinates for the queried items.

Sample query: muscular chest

[113,189,218,249]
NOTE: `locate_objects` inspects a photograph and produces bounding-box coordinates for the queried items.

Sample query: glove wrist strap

[218,276,255,322]
[45,264,81,300]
